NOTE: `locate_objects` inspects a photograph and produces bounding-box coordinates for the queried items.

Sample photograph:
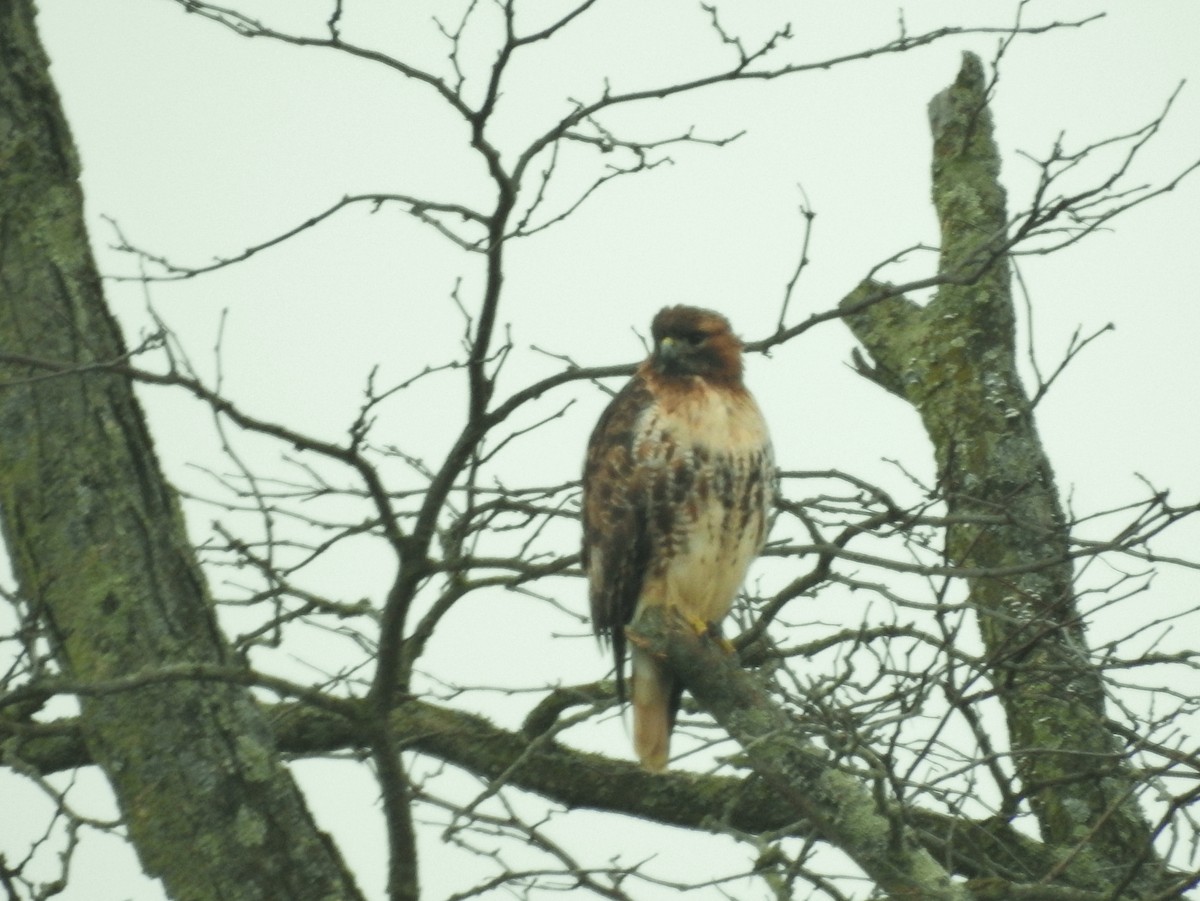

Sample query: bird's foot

[708,628,735,654]
[677,611,735,654]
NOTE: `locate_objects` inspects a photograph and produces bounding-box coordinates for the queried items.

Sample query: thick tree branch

[0,692,1097,892]
[839,52,1163,895]
[632,608,967,900]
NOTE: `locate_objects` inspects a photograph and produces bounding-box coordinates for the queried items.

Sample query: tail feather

[631,648,677,772]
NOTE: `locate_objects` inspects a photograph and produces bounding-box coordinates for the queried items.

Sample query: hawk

[582,305,773,772]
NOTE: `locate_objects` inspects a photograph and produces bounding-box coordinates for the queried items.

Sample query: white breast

[633,384,773,625]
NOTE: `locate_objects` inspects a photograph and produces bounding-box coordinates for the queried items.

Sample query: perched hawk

[582,306,773,772]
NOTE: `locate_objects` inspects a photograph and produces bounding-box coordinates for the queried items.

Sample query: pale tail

[631,647,672,772]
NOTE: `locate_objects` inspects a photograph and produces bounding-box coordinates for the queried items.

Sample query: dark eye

[682,331,707,346]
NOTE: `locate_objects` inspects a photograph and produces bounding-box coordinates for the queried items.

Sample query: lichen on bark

[839,52,1162,893]
[0,2,366,898]
[633,607,968,901]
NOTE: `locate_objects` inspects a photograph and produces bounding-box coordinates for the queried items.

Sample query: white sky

[9,1,1200,898]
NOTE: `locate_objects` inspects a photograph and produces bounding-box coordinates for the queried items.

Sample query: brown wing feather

[582,374,655,702]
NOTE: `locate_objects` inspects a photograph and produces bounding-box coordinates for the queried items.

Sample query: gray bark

[839,53,1164,896]
[0,2,366,898]
[634,607,968,901]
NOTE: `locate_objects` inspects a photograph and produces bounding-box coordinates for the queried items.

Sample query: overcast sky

[9,1,1200,898]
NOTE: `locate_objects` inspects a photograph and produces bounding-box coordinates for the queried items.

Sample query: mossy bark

[633,608,969,901]
[12,693,1115,891]
[0,3,365,898]
[840,53,1161,893]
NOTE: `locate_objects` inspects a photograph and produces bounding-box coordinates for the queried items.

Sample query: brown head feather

[648,305,744,385]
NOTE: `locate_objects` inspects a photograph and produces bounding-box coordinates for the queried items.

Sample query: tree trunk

[0,3,366,898]
[840,53,1163,895]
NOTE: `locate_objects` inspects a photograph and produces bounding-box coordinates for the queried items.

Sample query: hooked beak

[656,336,680,365]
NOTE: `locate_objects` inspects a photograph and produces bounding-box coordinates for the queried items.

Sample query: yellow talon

[674,610,735,654]
[713,633,736,654]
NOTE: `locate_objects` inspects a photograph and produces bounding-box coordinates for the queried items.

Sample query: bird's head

[649,305,744,384]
